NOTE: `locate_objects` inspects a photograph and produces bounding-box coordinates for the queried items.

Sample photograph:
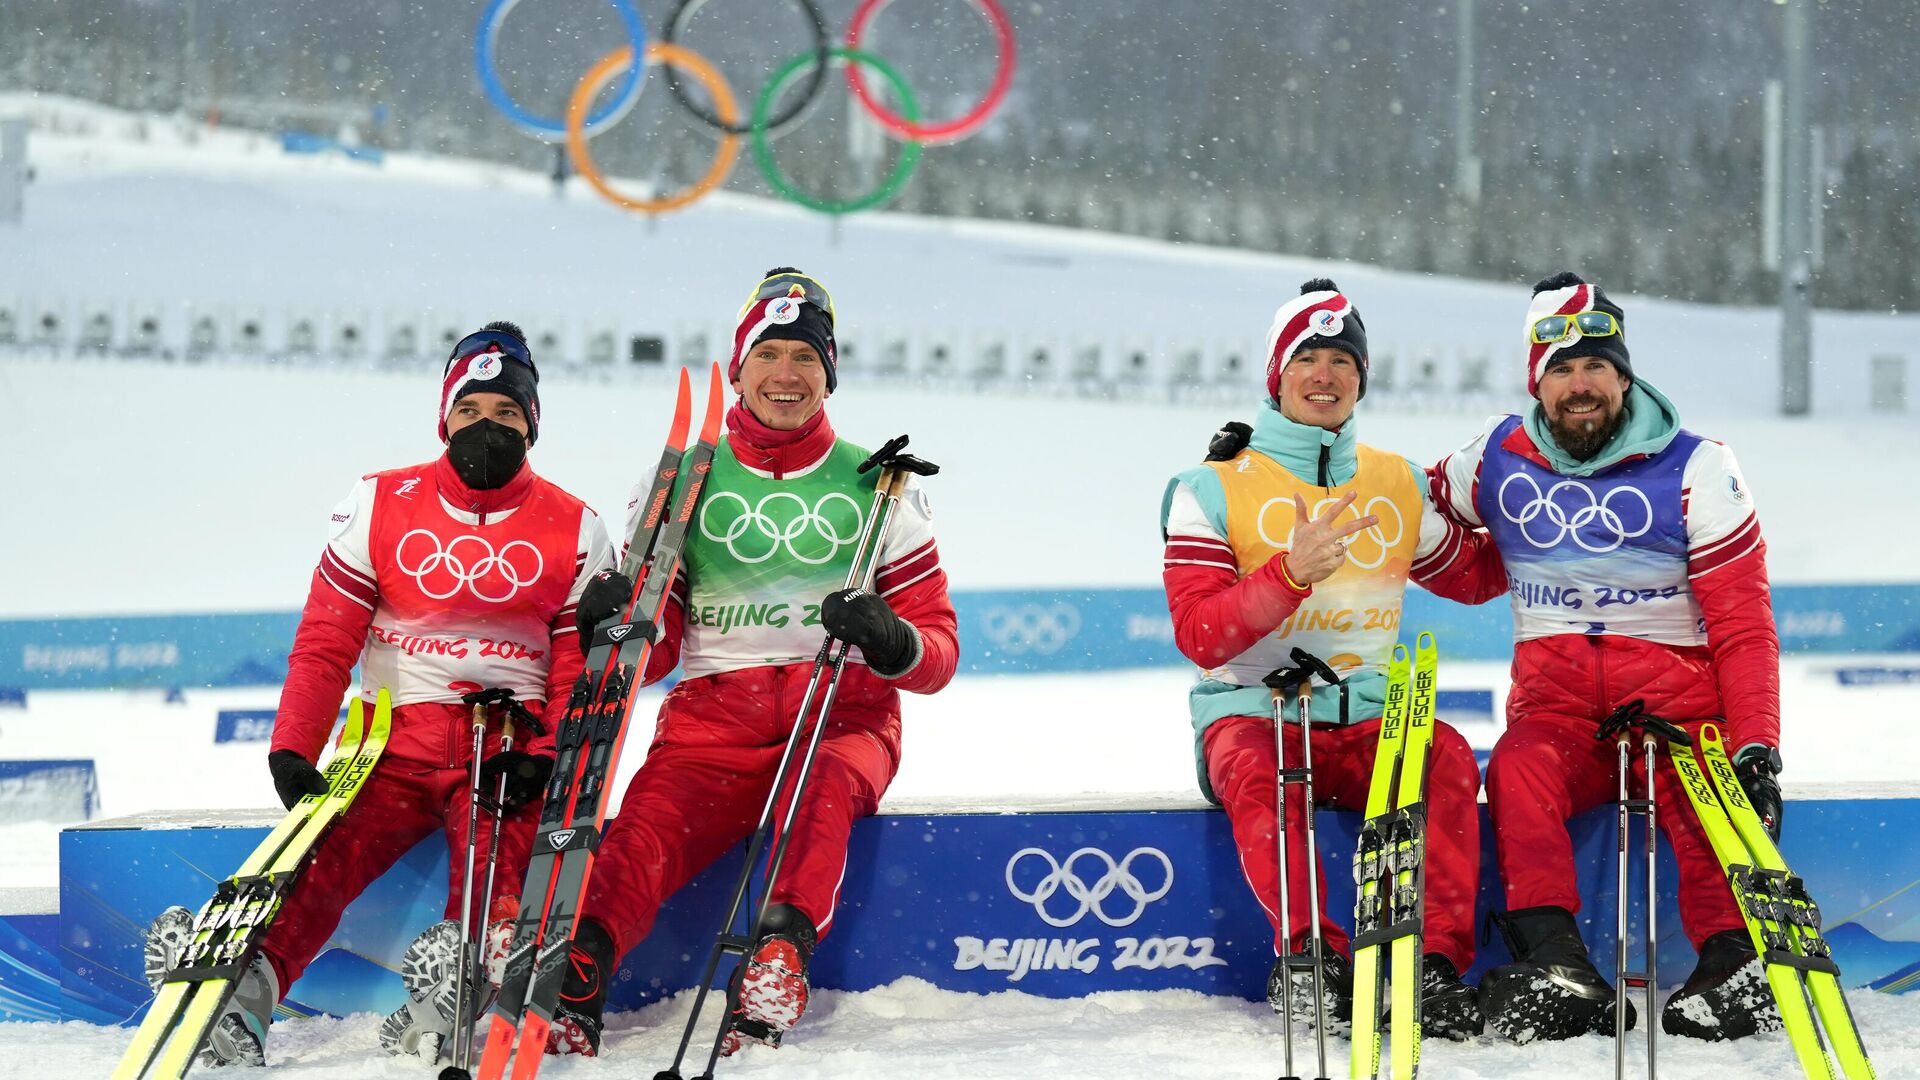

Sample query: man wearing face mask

[143,321,614,1067]
[1431,272,1784,1044]
[542,268,958,1060]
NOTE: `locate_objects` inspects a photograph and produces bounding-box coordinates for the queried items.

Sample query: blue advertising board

[2,583,1917,690]
[37,794,1920,1029]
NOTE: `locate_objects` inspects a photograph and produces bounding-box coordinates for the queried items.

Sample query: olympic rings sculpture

[475,0,1018,216]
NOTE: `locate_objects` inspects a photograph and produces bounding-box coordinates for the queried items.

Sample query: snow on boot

[547,917,616,1057]
[1266,949,1355,1037]
[1481,905,1634,1043]
[721,903,818,1056]
[197,953,279,1068]
[1662,929,1782,1041]
[1420,953,1485,1040]
[380,919,462,1060]
[143,905,195,992]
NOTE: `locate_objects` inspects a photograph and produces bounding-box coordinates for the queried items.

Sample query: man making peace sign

[1160,279,1507,1039]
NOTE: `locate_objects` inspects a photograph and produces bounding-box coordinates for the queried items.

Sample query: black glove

[268,749,329,810]
[575,569,635,655]
[1733,744,1784,844]
[820,588,917,676]
[1205,421,1252,461]
[479,751,555,813]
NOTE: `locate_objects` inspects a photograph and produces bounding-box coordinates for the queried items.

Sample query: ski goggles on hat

[741,272,836,324]
[446,329,539,379]
[1529,310,1620,345]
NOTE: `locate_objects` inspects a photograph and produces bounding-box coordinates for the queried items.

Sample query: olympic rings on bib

[475,0,649,142]
[755,48,923,216]
[477,0,1018,216]
[567,43,743,215]
[846,0,1017,145]
[663,0,831,139]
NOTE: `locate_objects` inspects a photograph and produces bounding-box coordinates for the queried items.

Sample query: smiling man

[1431,272,1785,1043]
[546,268,959,1060]
[1161,278,1506,1042]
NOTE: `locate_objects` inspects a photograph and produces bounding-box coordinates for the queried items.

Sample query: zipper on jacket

[1317,442,1332,489]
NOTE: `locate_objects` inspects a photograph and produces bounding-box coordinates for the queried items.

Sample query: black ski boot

[1480,905,1634,1042]
[1421,953,1485,1040]
[1662,929,1781,1040]
[722,903,818,1056]
[546,918,616,1057]
[1266,949,1354,1037]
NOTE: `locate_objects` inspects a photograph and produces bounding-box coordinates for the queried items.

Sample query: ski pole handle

[1288,647,1341,687]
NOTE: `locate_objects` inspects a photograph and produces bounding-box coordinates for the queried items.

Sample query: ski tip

[700,361,725,440]
[1698,720,1722,746]
[1416,629,1436,651]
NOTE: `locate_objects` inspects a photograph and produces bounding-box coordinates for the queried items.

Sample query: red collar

[726,402,835,479]
[433,454,535,518]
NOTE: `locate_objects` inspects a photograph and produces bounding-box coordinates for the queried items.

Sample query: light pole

[1778,0,1813,416]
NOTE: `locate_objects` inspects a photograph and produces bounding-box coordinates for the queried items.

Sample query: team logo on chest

[699,490,864,565]
[1496,473,1653,553]
[395,528,545,602]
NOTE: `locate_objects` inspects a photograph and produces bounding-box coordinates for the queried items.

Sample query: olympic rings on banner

[475,0,648,142]
[846,0,1017,145]
[754,47,923,216]
[663,0,831,139]
[478,1,1018,216]
[567,43,742,215]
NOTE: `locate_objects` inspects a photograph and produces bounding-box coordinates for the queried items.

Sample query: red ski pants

[1203,713,1483,974]
[1486,713,1743,948]
[579,678,898,959]
[258,757,538,993]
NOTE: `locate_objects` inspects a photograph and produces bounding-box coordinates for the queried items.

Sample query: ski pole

[1597,702,1692,1080]
[1263,648,1340,1080]
[658,436,937,1080]
[444,701,488,1069]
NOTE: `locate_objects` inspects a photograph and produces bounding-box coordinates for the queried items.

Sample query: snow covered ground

[5,974,1918,1078]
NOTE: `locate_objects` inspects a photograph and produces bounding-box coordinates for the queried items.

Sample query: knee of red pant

[1427,726,1484,797]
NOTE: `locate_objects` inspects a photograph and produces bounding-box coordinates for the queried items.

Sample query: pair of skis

[1669,722,1876,1080]
[468,362,725,1080]
[113,690,393,1080]
[1348,631,1437,1080]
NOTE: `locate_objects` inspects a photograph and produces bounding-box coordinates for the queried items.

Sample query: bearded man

[1429,272,1786,1044]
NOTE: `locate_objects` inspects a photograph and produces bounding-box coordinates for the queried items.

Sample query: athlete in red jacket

[543,269,959,1059]
[1164,279,1506,1040]
[143,323,612,1069]
[1430,273,1785,1043]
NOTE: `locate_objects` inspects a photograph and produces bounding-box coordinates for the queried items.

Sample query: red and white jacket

[272,455,612,768]
[1432,412,1780,750]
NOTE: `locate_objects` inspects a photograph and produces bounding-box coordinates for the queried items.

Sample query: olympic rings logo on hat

[476,0,1018,217]
[1312,309,1344,336]
[977,602,1082,656]
[1255,494,1406,570]
[395,529,546,603]
[698,490,865,565]
[1005,847,1175,929]
[1495,473,1655,553]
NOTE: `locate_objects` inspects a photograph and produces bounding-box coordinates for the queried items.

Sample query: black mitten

[268,749,328,810]
[479,751,555,812]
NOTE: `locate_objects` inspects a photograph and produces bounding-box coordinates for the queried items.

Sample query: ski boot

[1266,949,1355,1037]
[1420,953,1485,1040]
[1662,929,1781,1040]
[143,906,278,1067]
[1481,905,1634,1042]
[720,903,818,1056]
[381,897,519,1060]
[547,917,617,1057]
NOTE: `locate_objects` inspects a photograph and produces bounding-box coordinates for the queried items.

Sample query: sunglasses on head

[743,272,835,324]
[448,330,538,379]
[1530,310,1620,345]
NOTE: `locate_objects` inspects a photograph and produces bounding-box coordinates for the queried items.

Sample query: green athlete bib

[680,436,876,676]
